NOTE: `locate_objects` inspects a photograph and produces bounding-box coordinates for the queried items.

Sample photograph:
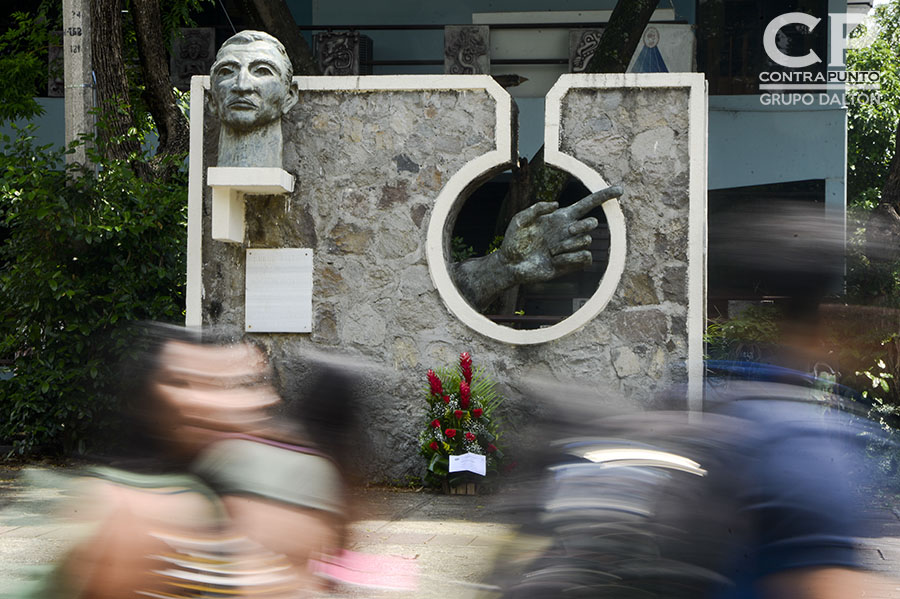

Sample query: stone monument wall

[192,74,705,481]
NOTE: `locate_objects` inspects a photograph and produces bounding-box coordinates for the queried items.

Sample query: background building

[2,0,871,316]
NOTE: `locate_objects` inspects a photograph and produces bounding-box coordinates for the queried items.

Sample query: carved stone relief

[171,28,215,90]
[444,26,490,74]
[314,32,373,76]
[569,29,603,73]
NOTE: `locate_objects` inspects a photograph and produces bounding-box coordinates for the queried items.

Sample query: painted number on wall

[66,5,84,55]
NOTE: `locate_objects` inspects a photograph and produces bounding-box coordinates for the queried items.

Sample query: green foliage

[850,335,900,406]
[850,336,900,485]
[486,234,504,254]
[418,353,504,488]
[0,9,53,125]
[847,1,900,209]
[841,3,900,305]
[0,129,187,455]
[533,163,569,203]
[113,0,213,137]
[160,0,216,50]
[858,358,894,399]
[451,235,505,262]
[845,246,900,307]
[450,236,476,262]
[0,0,206,456]
[704,305,781,361]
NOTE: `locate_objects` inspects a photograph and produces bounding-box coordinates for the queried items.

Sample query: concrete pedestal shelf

[207,167,294,243]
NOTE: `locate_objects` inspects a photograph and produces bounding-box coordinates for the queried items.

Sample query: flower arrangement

[418,352,504,488]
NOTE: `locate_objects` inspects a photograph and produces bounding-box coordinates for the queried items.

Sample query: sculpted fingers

[568,185,624,219]
[511,201,559,229]
[551,234,593,256]
[567,217,598,237]
[551,250,593,271]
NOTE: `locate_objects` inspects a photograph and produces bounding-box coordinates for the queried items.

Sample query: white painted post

[63,0,92,167]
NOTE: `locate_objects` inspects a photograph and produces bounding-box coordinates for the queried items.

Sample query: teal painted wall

[0,98,65,151]
[11,1,845,200]
[708,96,846,197]
[296,0,692,75]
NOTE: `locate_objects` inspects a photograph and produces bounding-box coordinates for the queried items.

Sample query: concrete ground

[0,465,518,599]
[2,466,900,597]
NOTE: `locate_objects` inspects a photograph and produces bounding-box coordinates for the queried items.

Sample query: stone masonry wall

[200,81,695,482]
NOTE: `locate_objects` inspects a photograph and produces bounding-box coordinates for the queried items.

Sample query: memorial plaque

[245,248,313,333]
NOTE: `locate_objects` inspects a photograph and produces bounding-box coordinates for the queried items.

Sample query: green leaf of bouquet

[428,453,444,472]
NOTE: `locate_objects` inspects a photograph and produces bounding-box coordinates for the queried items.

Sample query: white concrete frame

[426,78,629,346]
[186,73,706,406]
[427,72,705,370]
[185,75,208,329]
[186,74,514,328]
[541,73,707,408]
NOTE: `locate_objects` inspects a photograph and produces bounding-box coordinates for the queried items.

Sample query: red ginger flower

[460,352,473,384]
[465,432,476,442]
[431,419,441,428]
[442,394,450,404]
[427,369,443,395]
[472,408,483,418]
[459,381,471,409]
[454,410,464,419]
[445,428,457,438]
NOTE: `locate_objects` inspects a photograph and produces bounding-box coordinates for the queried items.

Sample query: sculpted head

[208,31,298,133]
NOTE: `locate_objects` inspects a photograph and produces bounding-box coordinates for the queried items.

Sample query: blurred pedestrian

[5,323,353,598]
[490,380,894,599]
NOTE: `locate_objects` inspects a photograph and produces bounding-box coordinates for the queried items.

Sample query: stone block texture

[200,83,695,481]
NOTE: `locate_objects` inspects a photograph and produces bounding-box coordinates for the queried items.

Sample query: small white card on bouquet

[449,453,486,476]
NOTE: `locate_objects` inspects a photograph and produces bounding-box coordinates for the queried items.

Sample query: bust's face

[209,40,293,132]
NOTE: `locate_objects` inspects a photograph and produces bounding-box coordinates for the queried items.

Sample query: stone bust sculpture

[207,30,299,168]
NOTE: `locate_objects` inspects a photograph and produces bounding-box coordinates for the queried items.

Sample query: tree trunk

[586,0,661,73]
[496,155,537,238]
[488,0,660,311]
[90,0,142,162]
[237,0,321,75]
[498,0,661,227]
[131,0,190,179]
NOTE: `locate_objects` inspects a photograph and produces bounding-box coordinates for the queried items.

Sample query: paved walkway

[0,466,517,598]
[2,466,900,597]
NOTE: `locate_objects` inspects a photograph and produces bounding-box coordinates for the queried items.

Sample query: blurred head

[120,324,281,462]
[208,30,298,132]
[150,339,281,457]
[287,363,360,472]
